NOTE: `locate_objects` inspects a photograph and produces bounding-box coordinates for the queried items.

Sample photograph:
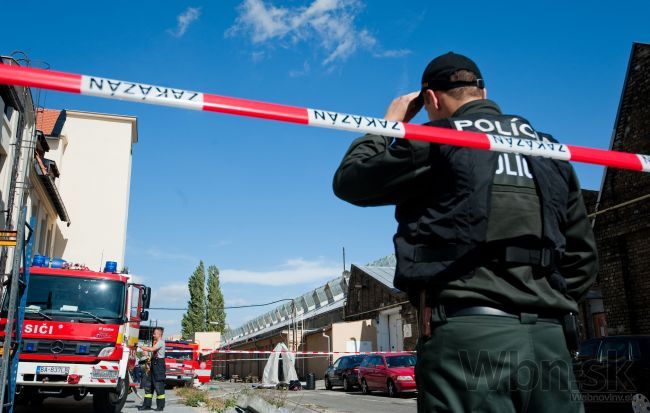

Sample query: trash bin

[305,372,315,390]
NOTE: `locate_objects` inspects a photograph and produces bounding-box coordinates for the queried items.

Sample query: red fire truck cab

[164,341,213,386]
[0,259,151,413]
[164,341,198,386]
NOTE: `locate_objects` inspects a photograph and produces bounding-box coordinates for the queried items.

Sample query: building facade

[0,56,37,274]
[217,275,348,379]
[38,109,137,268]
[344,261,419,352]
[0,55,137,280]
[592,42,650,335]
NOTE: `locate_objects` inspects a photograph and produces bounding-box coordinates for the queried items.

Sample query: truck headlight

[98,347,115,357]
[396,375,413,381]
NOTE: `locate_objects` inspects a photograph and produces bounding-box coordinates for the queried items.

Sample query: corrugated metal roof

[223,275,348,345]
[366,254,396,267]
[355,265,398,292]
[223,299,345,347]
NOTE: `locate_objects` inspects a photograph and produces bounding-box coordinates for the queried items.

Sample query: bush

[206,397,237,412]
[176,387,237,412]
[176,387,207,407]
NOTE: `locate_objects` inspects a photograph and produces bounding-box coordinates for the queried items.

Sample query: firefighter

[333,52,597,412]
[138,327,166,411]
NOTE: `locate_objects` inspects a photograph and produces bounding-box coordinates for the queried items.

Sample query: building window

[45,224,53,256]
[38,217,47,255]
[0,94,15,121]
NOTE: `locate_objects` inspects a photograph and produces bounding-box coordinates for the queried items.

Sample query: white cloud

[152,283,189,305]
[227,0,408,64]
[374,49,412,58]
[211,240,232,248]
[168,7,202,37]
[220,258,340,286]
[128,273,147,284]
[289,61,310,77]
[144,247,197,264]
[225,298,250,306]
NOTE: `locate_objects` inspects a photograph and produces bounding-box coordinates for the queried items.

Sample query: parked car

[324,355,365,391]
[573,335,650,408]
[358,353,417,397]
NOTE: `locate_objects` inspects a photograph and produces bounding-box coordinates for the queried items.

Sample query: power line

[149,298,293,311]
[588,193,650,219]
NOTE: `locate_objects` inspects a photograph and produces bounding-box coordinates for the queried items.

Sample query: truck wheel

[93,375,129,413]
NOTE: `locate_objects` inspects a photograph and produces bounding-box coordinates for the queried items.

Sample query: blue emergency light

[32,255,47,267]
[32,255,66,268]
[24,342,36,352]
[77,344,89,354]
[103,261,118,273]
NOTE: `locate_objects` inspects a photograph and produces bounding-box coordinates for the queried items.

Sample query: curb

[236,394,315,413]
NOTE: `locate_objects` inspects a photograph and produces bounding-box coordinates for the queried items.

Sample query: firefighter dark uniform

[141,340,166,410]
[333,55,597,413]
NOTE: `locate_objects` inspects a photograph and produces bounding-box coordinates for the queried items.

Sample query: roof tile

[36,108,63,136]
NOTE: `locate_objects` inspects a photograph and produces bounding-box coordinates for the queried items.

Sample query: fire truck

[164,341,213,386]
[164,341,198,387]
[0,258,151,413]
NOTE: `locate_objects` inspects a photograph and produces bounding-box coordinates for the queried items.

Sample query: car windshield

[167,350,193,360]
[348,356,364,366]
[386,355,416,368]
[1,274,125,321]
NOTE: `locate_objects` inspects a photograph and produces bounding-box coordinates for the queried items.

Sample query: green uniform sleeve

[560,168,598,303]
[333,134,433,206]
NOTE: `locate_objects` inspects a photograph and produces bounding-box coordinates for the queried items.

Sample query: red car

[358,353,417,397]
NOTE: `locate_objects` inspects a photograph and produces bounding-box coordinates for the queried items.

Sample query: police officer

[333,52,597,412]
[138,327,166,411]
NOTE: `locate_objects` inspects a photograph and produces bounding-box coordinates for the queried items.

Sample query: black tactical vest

[393,112,572,292]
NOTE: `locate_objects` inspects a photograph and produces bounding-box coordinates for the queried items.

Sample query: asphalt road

[282,386,417,413]
[14,389,196,413]
[207,380,417,413]
[13,381,417,413]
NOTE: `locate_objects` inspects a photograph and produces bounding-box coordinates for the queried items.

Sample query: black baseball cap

[416,52,484,104]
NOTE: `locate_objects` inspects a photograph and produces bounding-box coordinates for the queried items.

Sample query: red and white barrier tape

[1,63,647,172]
[209,350,414,355]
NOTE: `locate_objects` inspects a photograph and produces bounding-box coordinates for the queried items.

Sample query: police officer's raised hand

[384,91,422,123]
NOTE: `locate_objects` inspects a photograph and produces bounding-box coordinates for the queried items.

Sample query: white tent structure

[262,343,298,385]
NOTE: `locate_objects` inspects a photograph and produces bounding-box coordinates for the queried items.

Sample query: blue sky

[4,0,649,336]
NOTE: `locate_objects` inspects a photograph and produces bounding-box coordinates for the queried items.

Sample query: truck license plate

[91,369,119,380]
[37,366,69,375]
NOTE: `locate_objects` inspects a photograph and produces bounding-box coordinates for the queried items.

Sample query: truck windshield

[2,274,125,322]
[167,350,194,360]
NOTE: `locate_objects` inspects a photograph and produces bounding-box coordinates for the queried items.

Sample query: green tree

[205,265,226,332]
[181,261,207,338]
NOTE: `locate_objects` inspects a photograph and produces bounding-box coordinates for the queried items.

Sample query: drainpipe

[322,331,331,365]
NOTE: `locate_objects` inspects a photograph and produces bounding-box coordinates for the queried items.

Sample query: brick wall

[344,266,409,321]
[594,43,650,335]
[344,265,419,350]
